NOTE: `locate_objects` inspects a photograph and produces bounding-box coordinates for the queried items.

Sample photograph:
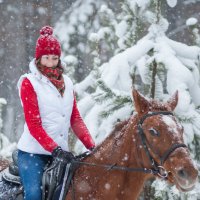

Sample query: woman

[17,26,95,200]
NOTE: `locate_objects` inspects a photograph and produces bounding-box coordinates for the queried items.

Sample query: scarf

[37,64,65,96]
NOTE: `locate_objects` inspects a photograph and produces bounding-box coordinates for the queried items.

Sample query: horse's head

[132,90,198,192]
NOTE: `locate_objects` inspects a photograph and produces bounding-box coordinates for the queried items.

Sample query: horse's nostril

[177,169,188,179]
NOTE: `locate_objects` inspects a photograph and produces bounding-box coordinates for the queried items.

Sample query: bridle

[137,111,187,178]
[74,111,187,178]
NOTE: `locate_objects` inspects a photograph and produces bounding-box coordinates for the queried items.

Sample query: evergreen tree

[70,0,200,199]
[55,0,121,82]
[0,98,7,150]
[0,98,16,159]
[186,17,200,47]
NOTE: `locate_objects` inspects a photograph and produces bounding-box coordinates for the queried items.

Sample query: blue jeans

[18,150,52,200]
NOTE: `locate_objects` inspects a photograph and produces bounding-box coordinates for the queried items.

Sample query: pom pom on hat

[40,26,53,36]
[35,26,61,59]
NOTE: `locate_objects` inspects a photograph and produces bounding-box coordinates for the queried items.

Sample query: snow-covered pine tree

[0,98,7,150]
[74,0,152,144]
[0,98,16,159]
[186,17,200,47]
[55,0,122,82]
[70,0,200,199]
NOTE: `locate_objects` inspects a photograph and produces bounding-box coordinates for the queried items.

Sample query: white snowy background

[0,0,200,199]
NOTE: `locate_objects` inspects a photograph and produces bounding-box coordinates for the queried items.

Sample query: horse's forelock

[149,100,171,111]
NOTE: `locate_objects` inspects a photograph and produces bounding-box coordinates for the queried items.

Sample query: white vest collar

[29,59,47,82]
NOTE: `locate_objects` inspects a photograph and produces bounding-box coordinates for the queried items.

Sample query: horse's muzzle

[173,165,198,191]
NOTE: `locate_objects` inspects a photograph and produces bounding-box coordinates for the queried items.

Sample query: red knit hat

[35,26,61,59]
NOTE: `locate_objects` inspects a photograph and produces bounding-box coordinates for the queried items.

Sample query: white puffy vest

[17,59,74,155]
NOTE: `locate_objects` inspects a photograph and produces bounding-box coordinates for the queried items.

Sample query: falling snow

[0,0,200,200]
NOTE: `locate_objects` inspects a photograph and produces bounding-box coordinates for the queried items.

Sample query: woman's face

[40,55,59,68]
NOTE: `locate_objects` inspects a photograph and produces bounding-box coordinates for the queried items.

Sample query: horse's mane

[86,119,130,157]
[110,119,130,134]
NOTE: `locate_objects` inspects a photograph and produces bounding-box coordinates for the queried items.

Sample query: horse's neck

[89,117,137,165]
[81,116,153,199]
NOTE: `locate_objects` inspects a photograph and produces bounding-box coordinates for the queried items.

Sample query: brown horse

[0,90,198,200]
[65,90,198,200]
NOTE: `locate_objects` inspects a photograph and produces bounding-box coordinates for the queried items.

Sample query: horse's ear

[167,91,178,111]
[132,90,149,114]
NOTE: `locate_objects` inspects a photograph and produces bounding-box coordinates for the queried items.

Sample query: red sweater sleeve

[70,94,95,149]
[20,78,58,153]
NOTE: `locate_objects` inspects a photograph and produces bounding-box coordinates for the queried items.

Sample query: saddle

[1,150,89,200]
[2,149,70,200]
[42,151,89,200]
[2,150,21,185]
[1,150,23,200]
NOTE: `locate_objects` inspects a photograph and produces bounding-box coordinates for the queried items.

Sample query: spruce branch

[177,116,194,124]
[192,134,200,161]
[99,95,132,119]
[97,80,116,96]
[92,80,116,104]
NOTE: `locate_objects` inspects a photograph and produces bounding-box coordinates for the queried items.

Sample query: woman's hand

[89,147,95,152]
[52,146,74,163]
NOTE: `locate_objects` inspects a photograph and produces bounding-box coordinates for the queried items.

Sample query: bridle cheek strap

[137,111,188,176]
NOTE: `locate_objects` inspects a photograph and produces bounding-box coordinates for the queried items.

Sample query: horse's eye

[149,128,160,136]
